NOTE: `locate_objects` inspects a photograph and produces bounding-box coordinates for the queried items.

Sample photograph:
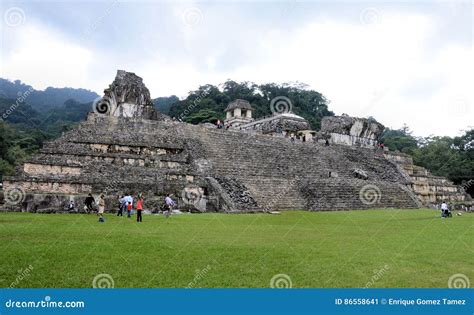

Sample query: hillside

[0,78,99,110]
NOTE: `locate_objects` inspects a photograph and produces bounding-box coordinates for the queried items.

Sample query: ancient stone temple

[1,70,467,213]
[224,99,254,127]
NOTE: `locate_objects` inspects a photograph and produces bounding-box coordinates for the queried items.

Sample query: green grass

[0,209,472,288]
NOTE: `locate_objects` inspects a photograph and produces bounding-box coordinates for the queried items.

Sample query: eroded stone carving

[94,70,157,119]
[320,115,384,148]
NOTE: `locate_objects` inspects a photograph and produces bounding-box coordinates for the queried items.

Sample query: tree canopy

[167,80,333,129]
[381,126,473,195]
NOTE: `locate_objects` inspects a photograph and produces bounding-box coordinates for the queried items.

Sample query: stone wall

[0,71,430,213]
[384,151,467,205]
[2,114,421,213]
[321,115,384,148]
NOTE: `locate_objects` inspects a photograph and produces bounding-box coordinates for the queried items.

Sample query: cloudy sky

[0,0,472,136]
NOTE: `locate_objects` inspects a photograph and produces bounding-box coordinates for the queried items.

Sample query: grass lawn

[0,209,472,288]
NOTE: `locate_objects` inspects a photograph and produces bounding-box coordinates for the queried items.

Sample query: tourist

[68,200,75,211]
[127,201,133,218]
[136,195,143,222]
[84,193,95,214]
[441,202,450,218]
[164,194,176,218]
[117,195,124,216]
[124,194,133,214]
[98,194,105,222]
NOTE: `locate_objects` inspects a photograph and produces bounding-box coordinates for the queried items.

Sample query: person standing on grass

[117,195,124,216]
[124,194,133,214]
[68,200,75,211]
[136,195,143,222]
[98,194,105,222]
[441,201,449,218]
[84,193,95,214]
[127,201,133,218]
[164,194,176,218]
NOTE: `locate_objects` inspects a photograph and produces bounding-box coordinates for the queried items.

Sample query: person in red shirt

[136,195,143,222]
[127,202,132,218]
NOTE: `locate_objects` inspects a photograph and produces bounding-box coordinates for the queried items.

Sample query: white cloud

[219,13,471,136]
[2,23,92,89]
[0,4,471,137]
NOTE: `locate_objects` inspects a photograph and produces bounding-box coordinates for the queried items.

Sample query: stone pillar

[246,110,252,118]
[226,111,231,119]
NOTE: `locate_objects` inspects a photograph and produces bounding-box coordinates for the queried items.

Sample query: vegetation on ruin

[165,80,334,130]
[0,209,471,288]
[0,78,472,196]
[381,126,473,195]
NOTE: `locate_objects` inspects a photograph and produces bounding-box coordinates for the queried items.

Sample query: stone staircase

[179,123,420,210]
[3,116,420,212]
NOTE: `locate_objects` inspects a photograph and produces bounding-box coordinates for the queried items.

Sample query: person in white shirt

[441,202,449,217]
[164,194,176,218]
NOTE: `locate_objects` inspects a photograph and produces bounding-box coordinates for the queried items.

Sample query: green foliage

[382,126,473,194]
[185,109,220,124]
[380,126,418,154]
[0,78,99,110]
[412,132,473,187]
[168,80,333,130]
[0,77,471,195]
[0,122,41,178]
[153,95,179,114]
[0,96,91,179]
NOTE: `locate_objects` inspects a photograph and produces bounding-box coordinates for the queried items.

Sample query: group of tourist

[216,120,230,130]
[73,193,178,222]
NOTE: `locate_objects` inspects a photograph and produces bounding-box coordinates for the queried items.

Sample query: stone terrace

[3,114,421,212]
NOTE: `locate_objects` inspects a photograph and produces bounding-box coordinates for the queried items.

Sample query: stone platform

[3,114,422,212]
[2,70,465,213]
